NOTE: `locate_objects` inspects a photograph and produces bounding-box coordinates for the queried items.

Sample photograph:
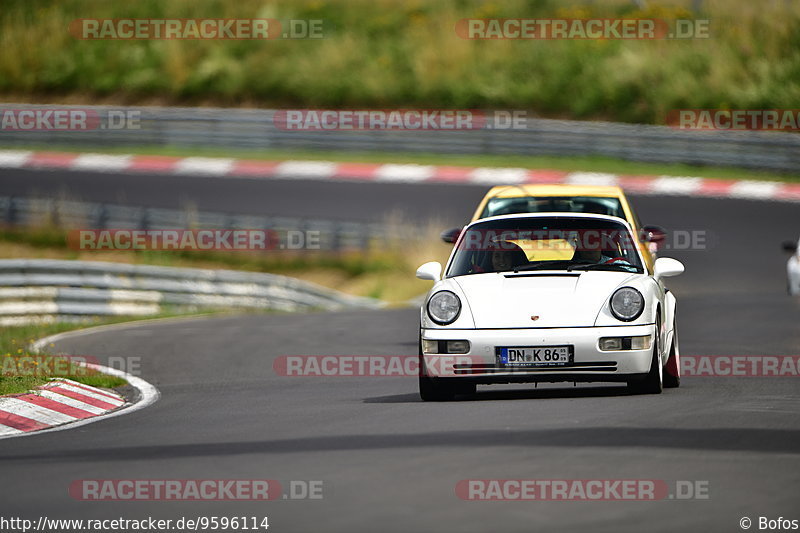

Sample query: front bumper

[421,324,655,384]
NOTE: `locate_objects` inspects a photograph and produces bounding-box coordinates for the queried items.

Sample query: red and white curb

[0,366,158,440]
[0,378,125,436]
[1,149,798,203]
[0,325,161,440]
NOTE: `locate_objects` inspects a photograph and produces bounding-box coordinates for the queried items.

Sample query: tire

[455,381,477,396]
[663,328,681,389]
[419,375,457,402]
[418,335,454,401]
[628,318,663,395]
[418,335,474,401]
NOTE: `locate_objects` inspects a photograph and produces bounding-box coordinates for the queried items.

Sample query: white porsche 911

[415,213,684,401]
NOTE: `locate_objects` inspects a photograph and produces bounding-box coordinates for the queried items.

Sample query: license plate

[497,346,572,367]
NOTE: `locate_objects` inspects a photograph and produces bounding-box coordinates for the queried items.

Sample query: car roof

[484,184,626,198]
[467,211,633,230]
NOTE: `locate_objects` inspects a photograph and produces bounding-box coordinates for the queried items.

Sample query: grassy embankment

[0,0,798,125]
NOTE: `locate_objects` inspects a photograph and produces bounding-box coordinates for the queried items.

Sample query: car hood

[453,271,638,328]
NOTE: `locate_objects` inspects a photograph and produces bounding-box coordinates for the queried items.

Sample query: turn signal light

[599,335,651,351]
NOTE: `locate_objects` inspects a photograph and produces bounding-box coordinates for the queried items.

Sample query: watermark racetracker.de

[273,355,477,377]
[69,229,321,251]
[68,479,324,501]
[456,18,710,40]
[272,355,800,379]
[1,354,142,378]
[273,109,529,131]
[681,356,800,377]
[69,19,325,40]
[456,479,710,500]
[451,228,714,252]
[0,108,139,131]
[668,109,800,131]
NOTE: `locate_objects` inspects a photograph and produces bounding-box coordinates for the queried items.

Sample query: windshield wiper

[567,263,643,273]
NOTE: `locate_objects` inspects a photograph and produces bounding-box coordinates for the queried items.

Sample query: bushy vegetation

[1,0,798,124]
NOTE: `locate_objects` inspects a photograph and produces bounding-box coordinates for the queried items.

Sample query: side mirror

[782,240,798,253]
[654,257,684,279]
[640,225,666,247]
[440,227,461,244]
[416,261,442,281]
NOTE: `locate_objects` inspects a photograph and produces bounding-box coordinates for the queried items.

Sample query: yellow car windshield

[481,196,626,220]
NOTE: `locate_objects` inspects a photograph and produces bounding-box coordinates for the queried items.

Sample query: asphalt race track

[2,168,800,532]
[0,167,486,223]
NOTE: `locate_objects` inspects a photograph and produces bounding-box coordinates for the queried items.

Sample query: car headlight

[427,291,461,325]
[610,287,644,321]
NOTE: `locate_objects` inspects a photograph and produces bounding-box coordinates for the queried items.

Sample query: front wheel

[418,338,475,401]
[419,375,457,402]
[628,320,663,395]
[663,328,681,388]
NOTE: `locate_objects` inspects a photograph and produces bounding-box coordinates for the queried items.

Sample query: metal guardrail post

[330,222,341,252]
[96,204,108,229]
[5,197,17,225]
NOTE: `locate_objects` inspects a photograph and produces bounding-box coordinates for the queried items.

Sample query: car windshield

[447,216,644,277]
[481,196,626,221]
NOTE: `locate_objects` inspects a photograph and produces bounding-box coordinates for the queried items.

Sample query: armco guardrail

[0,195,398,252]
[0,104,798,172]
[0,259,381,325]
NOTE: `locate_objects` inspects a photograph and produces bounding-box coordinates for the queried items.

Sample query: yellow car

[442,184,664,272]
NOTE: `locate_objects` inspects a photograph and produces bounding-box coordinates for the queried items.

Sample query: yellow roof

[484,184,626,198]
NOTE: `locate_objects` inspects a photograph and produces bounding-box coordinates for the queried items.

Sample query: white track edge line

[8,151,799,202]
[0,360,159,440]
[0,323,171,440]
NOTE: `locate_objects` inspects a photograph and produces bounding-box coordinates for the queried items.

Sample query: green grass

[1,0,799,125]
[0,321,126,395]
[7,143,800,182]
[0,360,127,396]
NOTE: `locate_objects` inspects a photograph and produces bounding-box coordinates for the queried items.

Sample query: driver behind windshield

[473,241,529,273]
[570,235,630,265]
[491,242,529,271]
